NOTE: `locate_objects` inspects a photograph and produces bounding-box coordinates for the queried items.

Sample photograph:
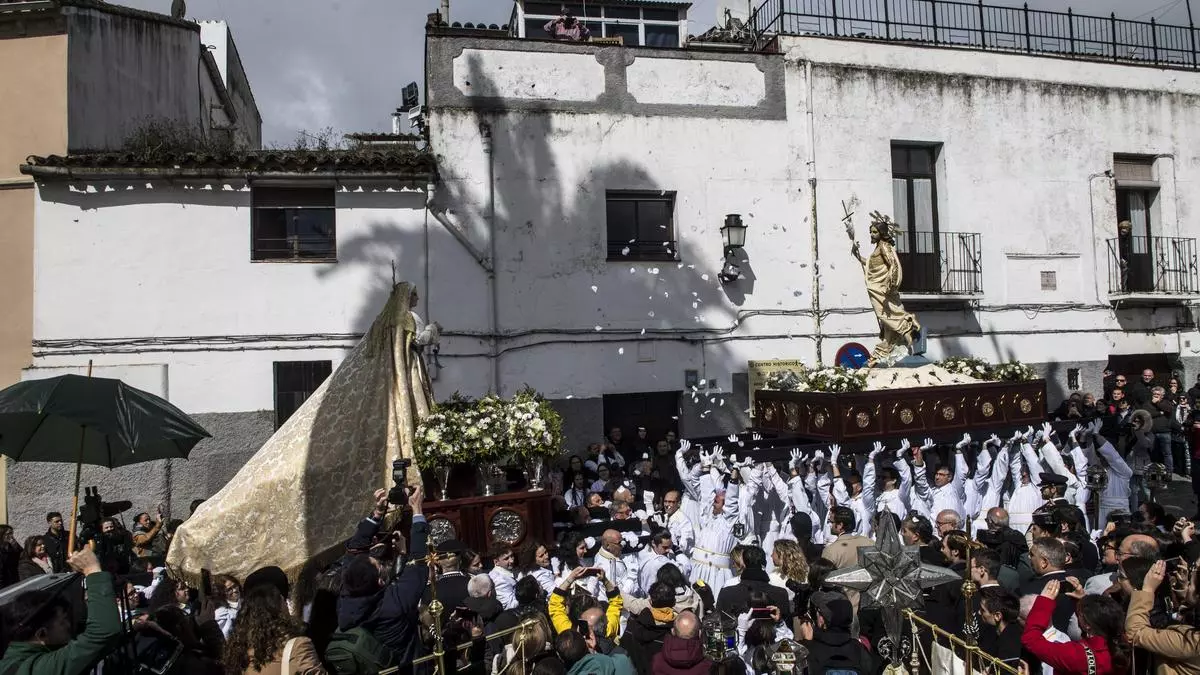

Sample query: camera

[388,458,413,505]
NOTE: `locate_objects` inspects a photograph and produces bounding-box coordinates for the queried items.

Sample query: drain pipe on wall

[481,122,501,394]
[806,61,824,366]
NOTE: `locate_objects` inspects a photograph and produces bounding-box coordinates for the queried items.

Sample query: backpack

[324,627,399,675]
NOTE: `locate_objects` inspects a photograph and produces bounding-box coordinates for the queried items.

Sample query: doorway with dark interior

[603,391,680,465]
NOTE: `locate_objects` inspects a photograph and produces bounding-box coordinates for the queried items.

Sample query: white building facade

[11,17,1200,532]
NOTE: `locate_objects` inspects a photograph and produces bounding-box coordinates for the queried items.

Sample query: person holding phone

[548,566,623,641]
[1022,579,1128,675]
[543,9,590,42]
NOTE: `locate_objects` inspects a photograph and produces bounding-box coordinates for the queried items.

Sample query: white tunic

[1095,439,1133,525]
[489,566,518,609]
[689,481,742,594]
[638,552,672,596]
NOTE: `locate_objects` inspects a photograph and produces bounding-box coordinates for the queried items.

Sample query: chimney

[391,109,403,135]
[440,0,449,24]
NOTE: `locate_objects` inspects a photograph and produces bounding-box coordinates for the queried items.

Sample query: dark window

[606,191,676,261]
[645,24,679,47]
[642,8,679,21]
[605,6,640,19]
[273,361,332,429]
[526,18,547,37]
[890,144,941,292]
[605,22,640,44]
[252,187,336,261]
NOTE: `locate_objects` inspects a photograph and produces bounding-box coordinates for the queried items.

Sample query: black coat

[0,543,21,588]
[422,572,471,622]
[17,558,46,581]
[715,568,792,622]
[42,529,68,573]
[621,608,674,674]
[802,629,881,675]
[336,517,430,671]
[1019,571,1077,633]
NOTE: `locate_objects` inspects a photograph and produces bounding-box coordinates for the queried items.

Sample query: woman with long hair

[769,539,808,590]
[517,542,557,596]
[210,574,243,639]
[222,584,327,674]
[17,536,52,580]
[0,525,21,588]
[1021,579,1128,675]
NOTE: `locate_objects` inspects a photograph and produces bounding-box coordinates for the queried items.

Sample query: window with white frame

[520,2,683,47]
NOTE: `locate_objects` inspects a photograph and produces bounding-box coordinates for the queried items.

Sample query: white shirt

[638,552,672,597]
[564,487,588,510]
[489,566,517,609]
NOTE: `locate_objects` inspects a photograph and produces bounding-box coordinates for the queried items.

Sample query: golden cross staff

[423,548,448,675]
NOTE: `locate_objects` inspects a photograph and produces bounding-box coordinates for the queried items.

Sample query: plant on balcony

[413,389,563,470]
[991,360,1038,383]
[763,366,867,393]
[937,356,994,381]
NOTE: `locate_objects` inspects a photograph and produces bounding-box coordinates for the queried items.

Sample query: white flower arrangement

[763,366,867,393]
[414,389,563,470]
[991,360,1037,382]
[938,356,994,380]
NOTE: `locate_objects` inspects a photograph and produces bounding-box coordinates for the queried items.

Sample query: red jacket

[1021,596,1117,675]
[652,635,712,675]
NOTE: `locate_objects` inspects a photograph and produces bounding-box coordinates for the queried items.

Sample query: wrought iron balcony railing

[1106,235,1200,297]
[895,230,982,296]
[748,0,1200,71]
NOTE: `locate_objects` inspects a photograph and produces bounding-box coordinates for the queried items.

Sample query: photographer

[0,548,122,675]
[1126,560,1200,672]
[131,508,166,564]
[335,482,428,665]
[543,10,590,42]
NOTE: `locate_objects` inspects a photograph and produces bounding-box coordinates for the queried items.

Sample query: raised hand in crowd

[956,433,971,450]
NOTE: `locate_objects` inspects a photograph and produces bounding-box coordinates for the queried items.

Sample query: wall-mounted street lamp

[719,214,749,284]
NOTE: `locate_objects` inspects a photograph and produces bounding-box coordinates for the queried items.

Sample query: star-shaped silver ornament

[825,509,961,664]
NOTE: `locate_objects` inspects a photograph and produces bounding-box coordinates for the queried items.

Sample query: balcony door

[891,145,941,293]
[1116,187,1156,293]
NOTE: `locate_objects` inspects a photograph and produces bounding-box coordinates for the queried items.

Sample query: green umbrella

[0,371,211,551]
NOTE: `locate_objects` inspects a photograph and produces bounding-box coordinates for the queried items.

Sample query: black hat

[433,539,467,557]
[1038,472,1068,487]
[244,566,290,598]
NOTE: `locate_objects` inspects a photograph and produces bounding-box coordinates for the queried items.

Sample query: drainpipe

[806,61,824,366]
[481,122,500,394]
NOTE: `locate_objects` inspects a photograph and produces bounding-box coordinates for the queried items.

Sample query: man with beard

[92,517,133,575]
[42,511,68,572]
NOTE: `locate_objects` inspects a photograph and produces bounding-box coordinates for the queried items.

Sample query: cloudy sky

[120,0,1185,145]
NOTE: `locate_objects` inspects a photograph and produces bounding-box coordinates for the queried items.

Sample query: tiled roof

[0,0,198,31]
[22,148,437,178]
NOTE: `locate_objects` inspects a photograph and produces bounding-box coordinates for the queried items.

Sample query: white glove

[699,449,712,468]
[1070,424,1083,443]
[789,448,803,469]
[1042,422,1054,441]
[988,433,1001,448]
[678,439,692,455]
[871,441,884,457]
[751,432,763,441]
[1009,430,1023,444]
[712,448,727,472]
[829,444,842,466]
[921,437,935,450]
[728,433,744,448]
[956,433,971,450]
[1023,426,1035,441]
[900,438,912,457]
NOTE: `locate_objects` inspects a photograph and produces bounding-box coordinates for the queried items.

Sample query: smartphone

[578,567,602,577]
[749,607,772,620]
[574,619,590,637]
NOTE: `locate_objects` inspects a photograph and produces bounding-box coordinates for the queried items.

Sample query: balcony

[1106,236,1200,304]
[896,231,983,301]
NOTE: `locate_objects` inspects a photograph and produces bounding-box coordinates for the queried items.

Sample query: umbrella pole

[66,360,93,554]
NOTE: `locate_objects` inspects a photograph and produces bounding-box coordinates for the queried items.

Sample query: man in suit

[1019,537,1077,633]
[823,506,874,569]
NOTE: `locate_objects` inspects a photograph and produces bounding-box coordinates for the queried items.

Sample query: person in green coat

[0,547,122,675]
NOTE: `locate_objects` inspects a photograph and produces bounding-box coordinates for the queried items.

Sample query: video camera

[77,487,133,537]
[387,458,413,505]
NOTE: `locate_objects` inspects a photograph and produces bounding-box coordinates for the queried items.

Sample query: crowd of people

[3,368,1200,675]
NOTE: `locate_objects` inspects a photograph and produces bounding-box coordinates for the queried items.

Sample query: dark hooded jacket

[336,515,430,671]
[803,627,880,675]
[715,568,792,622]
[652,634,712,675]
[621,608,674,674]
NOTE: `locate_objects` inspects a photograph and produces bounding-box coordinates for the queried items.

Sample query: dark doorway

[1106,353,1179,385]
[603,391,680,449]
[891,144,941,293]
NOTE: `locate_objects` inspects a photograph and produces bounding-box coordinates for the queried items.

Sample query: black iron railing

[748,0,1199,69]
[895,230,982,295]
[1106,235,1199,296]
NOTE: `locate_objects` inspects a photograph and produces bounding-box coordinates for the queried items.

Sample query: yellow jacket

[549,585,623,640]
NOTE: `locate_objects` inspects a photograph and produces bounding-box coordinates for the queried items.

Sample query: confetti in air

[594,325,603,331]
[622,247,631,256]
[618,348,625,355]
[640,328,646,335]
[590,285,598,293]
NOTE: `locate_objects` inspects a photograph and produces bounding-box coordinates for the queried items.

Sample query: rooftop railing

[749,0,1200,69]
